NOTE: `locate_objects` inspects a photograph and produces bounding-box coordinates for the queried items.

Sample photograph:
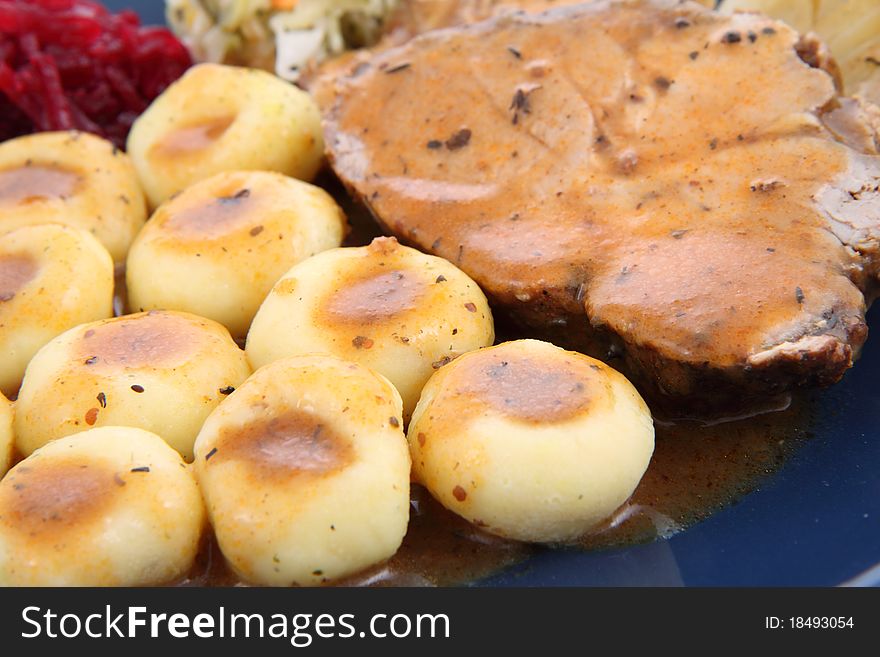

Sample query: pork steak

[322,0,880,411]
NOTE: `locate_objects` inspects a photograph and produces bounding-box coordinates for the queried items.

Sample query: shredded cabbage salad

[166,0,398,80]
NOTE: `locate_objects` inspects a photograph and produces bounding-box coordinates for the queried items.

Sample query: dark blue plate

[115,0,880,587]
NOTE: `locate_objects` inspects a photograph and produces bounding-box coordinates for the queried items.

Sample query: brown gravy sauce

[152,116,235,158]
[447,349,601,423]
[164,191,256,239]
[78,310,201,369]
[0,164,80,205]
[323,268,426,323]
[1,460,117,538]
[0,253,38,301]
[212,409,354,481]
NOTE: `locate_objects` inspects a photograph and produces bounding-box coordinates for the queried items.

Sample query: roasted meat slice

[322,0,880,411]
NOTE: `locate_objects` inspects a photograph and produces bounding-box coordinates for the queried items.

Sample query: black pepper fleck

[130,384,144,393]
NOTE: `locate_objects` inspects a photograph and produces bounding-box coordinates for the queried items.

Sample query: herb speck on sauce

[654,76,672,90]
[445,129,472,151]
[509,88,534,124]
[219,188,249,204]
[384,62,411,74]
[722,31,742,44]
[352,336,374,349]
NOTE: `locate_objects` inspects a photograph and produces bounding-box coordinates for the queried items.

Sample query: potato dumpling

[247,237,494,418]
[15,310,251,460]
[0,392,12,479]
[127,63,324,208]
[0,131,147,262]
[408,339,655,543]
[194,355,410,586]
[0,224,114,397]
[127,170,347,338]
[0,426,204,586]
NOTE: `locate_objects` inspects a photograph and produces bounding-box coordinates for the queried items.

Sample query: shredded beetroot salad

[0,0,192,148]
